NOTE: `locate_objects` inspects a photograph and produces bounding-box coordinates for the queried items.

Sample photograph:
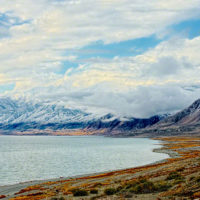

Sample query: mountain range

[0,97,200,136]
[0,97,166,134]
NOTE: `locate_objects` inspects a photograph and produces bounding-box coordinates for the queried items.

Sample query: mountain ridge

[0,97,166,134]
[154,98,200,128]
[125,98,200,137]
[1,97,200,136]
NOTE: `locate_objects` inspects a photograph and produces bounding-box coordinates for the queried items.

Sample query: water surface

[0,136,168,186]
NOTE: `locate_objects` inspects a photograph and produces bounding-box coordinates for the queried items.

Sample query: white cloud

[0,0,200,117]
[7,35,199,117]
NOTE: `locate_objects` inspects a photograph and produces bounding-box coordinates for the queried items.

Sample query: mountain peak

[188,99,200,110]
[154,98,200,127]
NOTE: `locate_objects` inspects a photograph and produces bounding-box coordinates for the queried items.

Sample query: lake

[0,136,169,186]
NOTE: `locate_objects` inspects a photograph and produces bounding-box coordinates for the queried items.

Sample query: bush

[130,185,142,194]
[189,176,195,181]
[104,188,116,195]
[71,189,88,196]
[176,167,185,172]
[90,189,98,194]
[139,179,148,183]
[196,176,200,183]
[166,171,183,181]
[93,183,102,187]
[128,179,172,194]
[116,186,123,192]
[173,179,184,185]
[125,181,138,189]
[154,181,171,192]
[130,180,155,194]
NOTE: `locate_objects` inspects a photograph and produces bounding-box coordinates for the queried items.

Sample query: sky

[0,0,200,118]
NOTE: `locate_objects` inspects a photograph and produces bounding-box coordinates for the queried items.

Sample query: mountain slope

[86,115,166,131]
[0,97,92,124]
[126,98,200,137]
[155,99,200,128]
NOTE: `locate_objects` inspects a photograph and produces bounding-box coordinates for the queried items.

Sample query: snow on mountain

[0,97,168,133]
[0,97,92,124]
[154,98,200,127]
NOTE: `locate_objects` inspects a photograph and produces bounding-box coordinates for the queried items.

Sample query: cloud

[0,0,200,117]
[15,35,200,117]
[0,0,200,73]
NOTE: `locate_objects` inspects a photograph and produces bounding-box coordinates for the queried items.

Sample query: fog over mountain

[0,97,167,133]
[154,98,200,128]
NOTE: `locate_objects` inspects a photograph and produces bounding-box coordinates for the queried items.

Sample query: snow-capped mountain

[0,97,167,133]
[0,97,92,124]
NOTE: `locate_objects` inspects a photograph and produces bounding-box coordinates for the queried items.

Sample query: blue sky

[172,19,200,39]
[57,35,161,74]
[0,0,200,117]
[57,18,200,76]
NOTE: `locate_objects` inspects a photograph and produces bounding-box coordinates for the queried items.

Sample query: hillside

[156,99,200,127]
[127,99,200,137]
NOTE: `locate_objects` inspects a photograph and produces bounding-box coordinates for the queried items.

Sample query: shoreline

[0,137,176,196]
[1,136,200,199]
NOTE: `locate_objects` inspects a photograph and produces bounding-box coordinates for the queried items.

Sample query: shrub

[115,186,123,193]
[125,181,138,189]
[196,176,200,183]
[71,189,88,196]
[129,179,172,194]
[154,181,171,192]
[189,176,195,181]
[130,180,155,194]
[90,189,98,194]
[93,183,102,187]
[166,171,183,181]
[173,179,184,185]
[141,181,155,193]
[139,179,148,183]
[176,167,184,172]
[130,185,142,193]
[104,188,116,195]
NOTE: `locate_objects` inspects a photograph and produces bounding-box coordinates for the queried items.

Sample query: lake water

[0,136,169,186]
